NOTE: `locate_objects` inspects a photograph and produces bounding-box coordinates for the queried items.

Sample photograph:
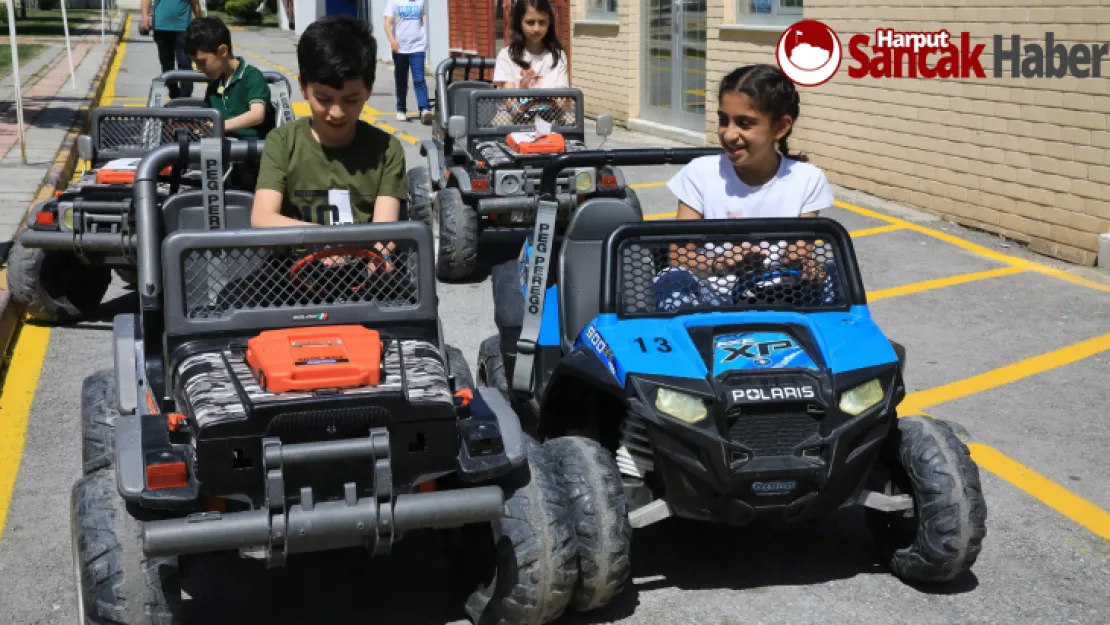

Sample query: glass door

[642,0,707,132]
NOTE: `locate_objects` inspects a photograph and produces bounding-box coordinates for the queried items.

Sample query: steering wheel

[513,97,563,124]
[289,247,385,297]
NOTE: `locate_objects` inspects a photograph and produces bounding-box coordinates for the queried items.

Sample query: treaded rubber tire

[477,335,509,398]
[407,165,433,226]
[452,436,578,625]
[434,187,479,281]
[872,416,988,584]
[543,436,632,612]
[82,369,120,473]
[7,239,111,323]
[71,467,183,625]
[446,343,475,393]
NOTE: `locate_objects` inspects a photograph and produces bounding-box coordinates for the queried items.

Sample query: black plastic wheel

[544,436,632,612]
[868,416,988,584]
[433,187,479,281]
[446,343,475,394]
[407,165,433,226]
[71,467,183,625]
[445,436,578,625]
[7,239,111,324]
[477,335,508,399]
[81,369,121,473]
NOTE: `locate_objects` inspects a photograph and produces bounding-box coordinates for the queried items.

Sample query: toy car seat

[556,198,641,353]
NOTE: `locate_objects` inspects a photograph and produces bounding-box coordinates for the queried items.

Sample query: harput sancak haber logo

[776,20,843,87]
[777,20,1110,85]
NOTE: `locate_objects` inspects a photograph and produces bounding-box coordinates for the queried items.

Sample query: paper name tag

[329,189,354,224]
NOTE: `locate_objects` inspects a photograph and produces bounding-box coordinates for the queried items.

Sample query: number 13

[634,337,672,353]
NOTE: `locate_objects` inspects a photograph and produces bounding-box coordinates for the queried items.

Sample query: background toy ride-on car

[10,70,294,325]
[478,148,988,592]
[407,56,638,281]
[68,138,607,625]
[8,105,227,324]
[147,68,297,129]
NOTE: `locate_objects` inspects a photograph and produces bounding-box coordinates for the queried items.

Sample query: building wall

[567,1,639,123]
[569,0,1110,267]
[797,1,1110,265]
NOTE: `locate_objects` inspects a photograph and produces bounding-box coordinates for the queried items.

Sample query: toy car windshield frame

[599,218,868,318]
[465,88,584,139]
[161,222,437,337]
[89,106,225,162]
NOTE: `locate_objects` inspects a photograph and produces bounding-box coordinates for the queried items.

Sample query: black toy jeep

[408,56,640,281]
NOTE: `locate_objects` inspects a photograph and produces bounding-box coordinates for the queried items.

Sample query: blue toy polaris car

[478,148,988,612]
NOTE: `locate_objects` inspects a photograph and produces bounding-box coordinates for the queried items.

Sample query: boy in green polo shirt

[185,17,275,140]
[185,16,276,189]
[251,16,406,228]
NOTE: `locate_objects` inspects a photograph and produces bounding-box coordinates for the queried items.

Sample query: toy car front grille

[726,405,822,456]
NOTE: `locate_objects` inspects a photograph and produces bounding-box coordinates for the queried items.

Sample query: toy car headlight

[61,206,74,230]
[655,388,708,424]
[574,168,595,193]
[838,379,884,415]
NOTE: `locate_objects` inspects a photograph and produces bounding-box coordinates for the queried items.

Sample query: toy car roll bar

[511,147,725,393]
[133,138,266,307]
[434,56,496,129]
[148,70,296,126]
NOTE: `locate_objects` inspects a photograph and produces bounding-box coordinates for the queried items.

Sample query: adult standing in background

[384,0,433,125]
[141,0,203,99]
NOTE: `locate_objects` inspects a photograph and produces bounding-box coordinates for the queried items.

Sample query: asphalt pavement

[0,19,1108,625]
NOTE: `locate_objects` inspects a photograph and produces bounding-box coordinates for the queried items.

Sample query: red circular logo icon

[776,20,843,87]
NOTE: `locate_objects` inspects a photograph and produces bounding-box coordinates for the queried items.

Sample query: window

[738,0,803,27]
[586,0,618,21]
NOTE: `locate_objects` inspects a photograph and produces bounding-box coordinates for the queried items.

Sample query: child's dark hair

[297,16,377,90]
[719,64,807,162]
[184,16,232,57]
[508,0,565,70]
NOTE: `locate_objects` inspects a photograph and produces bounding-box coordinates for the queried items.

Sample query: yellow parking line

[899,331,1110,417]
[868,266,1027,302]
[835,200,1110,295]
[896,334,1110,541]
[98,14,130,106]
[0,323,52,539]
[968,444,1110,541]
[850,224,904,238]
[631,181,666,190]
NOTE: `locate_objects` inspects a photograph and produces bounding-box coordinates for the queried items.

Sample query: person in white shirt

[384,0,433,124]
[493,0,569,90]
[656,64,837,311]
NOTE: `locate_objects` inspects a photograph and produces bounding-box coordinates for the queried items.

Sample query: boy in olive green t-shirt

[251,17,407,228]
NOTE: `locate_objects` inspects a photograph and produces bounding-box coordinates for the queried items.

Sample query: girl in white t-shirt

[668,63,833,220]
[655,64,837,311]
[493,0,569,90]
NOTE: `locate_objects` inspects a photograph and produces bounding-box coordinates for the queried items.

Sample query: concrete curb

[0,15,127,377]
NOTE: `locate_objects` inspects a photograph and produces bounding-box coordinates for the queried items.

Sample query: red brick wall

[446,0,572,81]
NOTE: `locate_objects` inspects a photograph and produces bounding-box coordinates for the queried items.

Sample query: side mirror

[596,113,614,137]
[448,115,466,139]
[77,135,93,162]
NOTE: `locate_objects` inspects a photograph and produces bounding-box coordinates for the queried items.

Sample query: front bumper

[627,374,900,526]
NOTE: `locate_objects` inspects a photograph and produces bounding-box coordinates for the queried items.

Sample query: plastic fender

[447,166,473,193]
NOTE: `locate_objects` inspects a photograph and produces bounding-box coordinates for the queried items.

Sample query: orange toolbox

[95,157,173,185]
[246,325,383,393]
[506,131,566,154]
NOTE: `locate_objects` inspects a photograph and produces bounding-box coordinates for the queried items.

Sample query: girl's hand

[520,69,536,88]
